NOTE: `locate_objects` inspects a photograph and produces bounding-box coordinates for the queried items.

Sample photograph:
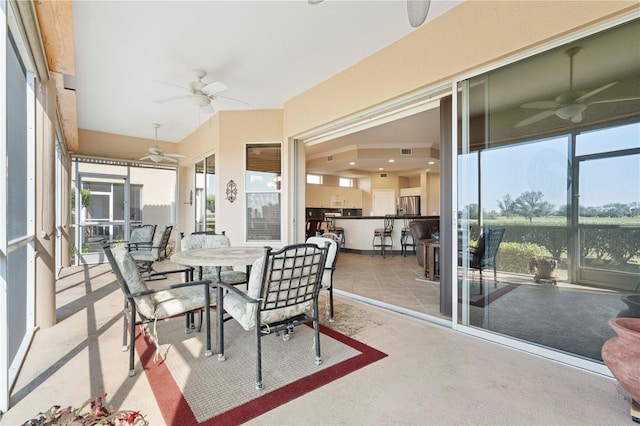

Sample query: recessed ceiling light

[349,162,355,165]
[388,159,395,163]
[379,167,384,171]
[428,161,435,165]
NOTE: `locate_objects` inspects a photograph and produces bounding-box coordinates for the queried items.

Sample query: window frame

[245,142,282,243]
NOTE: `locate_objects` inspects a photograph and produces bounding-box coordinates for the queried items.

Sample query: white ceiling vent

[400,148,413,156]
[327,155,334,162]
[379,173,388,178]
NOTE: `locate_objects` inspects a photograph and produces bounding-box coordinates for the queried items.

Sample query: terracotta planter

[602,318,640,403]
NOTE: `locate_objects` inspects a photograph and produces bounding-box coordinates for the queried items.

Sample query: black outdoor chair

[127,224,156,249]
[307,232,344,322]
[128,225,173,276]
[458,227,506,294]
[216,242,329,390]
[102,242,214,377]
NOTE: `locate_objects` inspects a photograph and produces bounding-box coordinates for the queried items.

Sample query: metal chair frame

[216,242,329,390]
[102,242,212,377]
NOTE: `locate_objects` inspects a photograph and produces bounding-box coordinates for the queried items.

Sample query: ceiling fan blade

[163,153,186,158]
[308,0,323,4]
[520,100,560,109]
[588,96,640,105]
[154,95,187,104]
[139,155,152,161]
[575,81,617,103]
[213,94,249,105]
[161,156,179,163]
[515,109,556,128]
[407,0,431,27]
[202,81,228,94]
[152,80,191,92]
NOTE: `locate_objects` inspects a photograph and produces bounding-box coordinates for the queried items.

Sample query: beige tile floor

[334,250,446,319]
[0,251,634,425]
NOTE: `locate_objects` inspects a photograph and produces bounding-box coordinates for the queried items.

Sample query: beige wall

[174,110,284,246]
[217,110,284,245]
[78,129,177,162]
[283,1,637,138]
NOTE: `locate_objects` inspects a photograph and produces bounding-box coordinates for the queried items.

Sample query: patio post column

[34,79,57,328]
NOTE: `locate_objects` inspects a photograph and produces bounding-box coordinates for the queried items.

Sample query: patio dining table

[170,246,266,356]
[171,246,265,272]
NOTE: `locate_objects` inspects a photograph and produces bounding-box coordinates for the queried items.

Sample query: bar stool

[400,217,415,256]
[325,214,345,250]
[372,215,394,258]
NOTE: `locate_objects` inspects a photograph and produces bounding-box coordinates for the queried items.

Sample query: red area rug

[135,322,387,426]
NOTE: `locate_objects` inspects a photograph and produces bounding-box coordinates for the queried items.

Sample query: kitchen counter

[332,216,438,252]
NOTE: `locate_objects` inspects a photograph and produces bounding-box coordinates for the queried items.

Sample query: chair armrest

[216,280,260,304]
[128,279,212,298]
[126,241,153,251]
[145,267,194,279]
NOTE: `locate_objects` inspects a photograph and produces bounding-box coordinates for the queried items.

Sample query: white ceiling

[71,0,463,143]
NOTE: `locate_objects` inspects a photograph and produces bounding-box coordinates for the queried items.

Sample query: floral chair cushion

[112,247,215,320]
[223,250,321,331]
[182,234,247,284]
[130,226,154,244]
[130,230,164,262]
[306,236,337,289]
[112,247,156,318]
[153,286,216,319]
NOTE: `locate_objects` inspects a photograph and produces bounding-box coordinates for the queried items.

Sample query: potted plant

[23,393,147,426]
[528,256,558,285]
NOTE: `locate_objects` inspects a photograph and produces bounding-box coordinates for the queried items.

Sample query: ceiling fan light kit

[153,70,246,108]
[138,123,185,163]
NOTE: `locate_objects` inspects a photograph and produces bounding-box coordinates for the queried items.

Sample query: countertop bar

[331,215,438,252]
[333,215,438,220]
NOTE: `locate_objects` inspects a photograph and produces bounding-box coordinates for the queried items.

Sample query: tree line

[460,191,639,221]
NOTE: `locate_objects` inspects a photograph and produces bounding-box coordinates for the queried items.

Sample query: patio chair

[458,227,506,294]
[307,232,344,322]
[216,242,330,390]
[128,225,173,276]
[127,224,156,250]
[102,242,214,377]
[180,232,248,286]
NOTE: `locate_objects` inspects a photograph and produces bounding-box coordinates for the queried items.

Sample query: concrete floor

[0,255,634,425]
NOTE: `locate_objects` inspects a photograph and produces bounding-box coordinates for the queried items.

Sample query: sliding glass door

[456,19,639,366]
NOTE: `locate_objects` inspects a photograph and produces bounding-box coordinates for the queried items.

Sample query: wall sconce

[225,180,237,203]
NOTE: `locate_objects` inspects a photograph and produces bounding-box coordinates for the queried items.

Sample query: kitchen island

[332,215,439,254]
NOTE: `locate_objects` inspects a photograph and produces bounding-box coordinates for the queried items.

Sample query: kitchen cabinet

[305,185,319,207]
[305,185,363,208]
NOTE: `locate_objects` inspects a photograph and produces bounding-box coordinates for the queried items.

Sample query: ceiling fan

[516,46,639,128]
[153,70,247,107]
[139,123,185,163]
[309,0,431,28]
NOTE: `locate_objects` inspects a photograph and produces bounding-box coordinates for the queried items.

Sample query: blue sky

[460,122,639,211]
